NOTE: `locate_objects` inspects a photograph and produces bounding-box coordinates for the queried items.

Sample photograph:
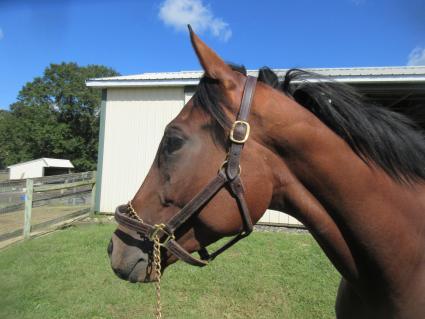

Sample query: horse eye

[164,136,184,154]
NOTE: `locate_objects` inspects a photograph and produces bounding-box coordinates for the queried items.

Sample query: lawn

[0,224,340,319]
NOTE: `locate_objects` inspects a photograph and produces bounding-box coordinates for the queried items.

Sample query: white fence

[0,171,95,242]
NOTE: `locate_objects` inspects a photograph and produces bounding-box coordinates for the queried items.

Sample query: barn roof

[86,66,425,88]
[7,158,74,169]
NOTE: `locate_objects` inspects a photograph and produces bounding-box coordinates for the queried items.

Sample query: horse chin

[109,248,157,283]
[111,259,158,283]
[128,261,156,283]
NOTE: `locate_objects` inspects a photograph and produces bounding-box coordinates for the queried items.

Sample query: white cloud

[407,47,425,66]
[0,28,4,40]
[159,0,232,42]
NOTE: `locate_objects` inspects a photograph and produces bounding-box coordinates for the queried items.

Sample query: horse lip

[127,258,152,283]
[128,271,140,283]
[113,256,147,282]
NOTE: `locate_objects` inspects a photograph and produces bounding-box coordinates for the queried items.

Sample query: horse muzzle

[108,233,157,283]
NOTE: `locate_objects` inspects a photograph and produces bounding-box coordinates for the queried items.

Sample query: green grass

[0,224,340,319]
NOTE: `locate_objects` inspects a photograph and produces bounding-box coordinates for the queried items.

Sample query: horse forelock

[192,64,246,149]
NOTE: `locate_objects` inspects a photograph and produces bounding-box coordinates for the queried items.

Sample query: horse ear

[188,25,238,89]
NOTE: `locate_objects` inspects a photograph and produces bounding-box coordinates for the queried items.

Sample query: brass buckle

[230,121,250,144]
[149,223,175,245]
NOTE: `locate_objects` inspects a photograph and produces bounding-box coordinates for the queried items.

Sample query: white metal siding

[184,88,196,103]
[258,209,302,226]
[97,87,184,212]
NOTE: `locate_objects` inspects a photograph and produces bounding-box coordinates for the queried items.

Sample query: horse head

[108,27,279,282]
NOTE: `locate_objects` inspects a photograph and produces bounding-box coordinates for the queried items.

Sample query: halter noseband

[114,76,257,267]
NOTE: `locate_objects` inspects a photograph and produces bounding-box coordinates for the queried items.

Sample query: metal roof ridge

[7,158,44,167]
[7,157,73,168]
[86,66,425,88]
[88,65,425,81]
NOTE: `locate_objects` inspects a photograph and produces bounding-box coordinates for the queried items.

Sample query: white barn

[86,66,425,226]
[8,158,74,180]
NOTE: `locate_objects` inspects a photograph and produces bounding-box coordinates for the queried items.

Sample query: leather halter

[115,76,257,267]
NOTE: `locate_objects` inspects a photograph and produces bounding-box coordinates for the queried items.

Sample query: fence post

[23,178,33,239]
[91,183,96,214]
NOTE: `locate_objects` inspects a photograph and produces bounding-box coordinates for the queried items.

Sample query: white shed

[8,158,74,180]
[86,66,425,226]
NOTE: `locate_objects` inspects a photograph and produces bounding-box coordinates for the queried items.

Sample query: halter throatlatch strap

[114,76,257,267]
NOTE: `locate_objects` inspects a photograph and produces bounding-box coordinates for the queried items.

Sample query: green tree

[0,63,119,170]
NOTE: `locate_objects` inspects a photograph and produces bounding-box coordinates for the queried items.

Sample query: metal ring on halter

[219,160,241,175]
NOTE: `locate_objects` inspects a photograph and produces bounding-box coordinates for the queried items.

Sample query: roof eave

[86,79,200,88]
[327,75,425,83]
[86,74,425,89]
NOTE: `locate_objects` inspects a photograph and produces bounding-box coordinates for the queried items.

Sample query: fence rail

[0,171,96,243]
[0,169,8,182]
[22,176,96,238]
[0,171,95,214]
[0,171,94,193]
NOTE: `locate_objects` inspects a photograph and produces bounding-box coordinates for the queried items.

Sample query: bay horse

[108,27,425,318]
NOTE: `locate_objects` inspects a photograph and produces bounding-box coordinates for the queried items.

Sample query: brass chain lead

[128,201,163,318]
[127,201,144,223]
[153,234,162,319]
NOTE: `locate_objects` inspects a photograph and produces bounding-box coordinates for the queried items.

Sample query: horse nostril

[107,239,113,257]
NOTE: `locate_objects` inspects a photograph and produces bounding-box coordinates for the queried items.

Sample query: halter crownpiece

[114,75,257,267]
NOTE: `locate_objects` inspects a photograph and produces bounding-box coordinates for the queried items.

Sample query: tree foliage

[0,63,119,171]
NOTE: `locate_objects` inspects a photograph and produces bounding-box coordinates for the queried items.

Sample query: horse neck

[252,87,425,289]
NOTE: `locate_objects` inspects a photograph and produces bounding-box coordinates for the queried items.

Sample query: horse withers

[108,27,425,318]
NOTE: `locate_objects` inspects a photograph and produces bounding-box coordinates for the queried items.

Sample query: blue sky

[0,0,424,109]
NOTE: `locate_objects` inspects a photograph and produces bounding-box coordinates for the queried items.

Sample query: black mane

[261,67,425,183]
[194,65,425,183]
